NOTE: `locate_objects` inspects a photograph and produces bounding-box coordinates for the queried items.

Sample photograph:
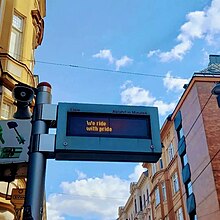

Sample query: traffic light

[12,84,35,119]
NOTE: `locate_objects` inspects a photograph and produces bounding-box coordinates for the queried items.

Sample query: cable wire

[0,46,188,80]
[1,46,218,219]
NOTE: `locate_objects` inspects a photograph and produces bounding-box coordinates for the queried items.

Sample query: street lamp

[211,82,220,108]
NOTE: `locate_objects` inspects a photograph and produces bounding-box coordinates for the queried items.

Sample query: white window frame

[176,207,184,220]
[168,142,174,163]
[162,182,167,201]
[172,172,179,194]
[0,0,6,31]
[1,103,11,119]
[9,13,24,60]
[155,187,160,207]
[151,163,157,176]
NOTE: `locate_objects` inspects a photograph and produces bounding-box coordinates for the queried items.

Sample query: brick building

[118,55,220,220]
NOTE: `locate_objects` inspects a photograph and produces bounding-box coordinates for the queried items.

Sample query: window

[176,207,183,220]
[143,194,146,208]
[0,1,6,28]
[155,187,160,206]
[172,172,179,194]
[187,181,193,196]
[152,163,157,176]
[9,13,24,60]
[168,143,174,163]
[162,182,167,201]
[146,188,150,204]
[177,126,184,141]
[182,154,188,166]
[1,103,10,119]
[134,199,137,213]
[139,196,143,211]
[159,158,163,169]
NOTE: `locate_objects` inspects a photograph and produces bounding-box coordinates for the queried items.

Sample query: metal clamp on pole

[23,82,52,220]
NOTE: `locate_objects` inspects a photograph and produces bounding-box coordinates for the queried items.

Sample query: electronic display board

[66,113,151,139]
[55,103,161,162]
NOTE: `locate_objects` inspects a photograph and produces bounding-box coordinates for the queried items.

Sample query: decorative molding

[31,10,44,49]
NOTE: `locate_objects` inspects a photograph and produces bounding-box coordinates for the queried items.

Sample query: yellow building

[0,0,46,219]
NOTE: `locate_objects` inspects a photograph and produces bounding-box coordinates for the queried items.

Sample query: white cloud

[75,169,87,180]
[147,49,160,58]
[153,100,176,116]
[115,56,133,71]
[93,49,133,70]
[47,202,65,220]
[163,72,190,92]
[120,81,176,116]
[47,164,146,220]
[159,40,192,62]
[201,49,210,65]
[121,86,155,106]
[128,163,146,182]
[148,0,220,62]
[93,49,114,63]
[47,175,129,220]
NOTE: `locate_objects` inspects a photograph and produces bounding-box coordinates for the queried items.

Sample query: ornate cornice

[31,10,44,49]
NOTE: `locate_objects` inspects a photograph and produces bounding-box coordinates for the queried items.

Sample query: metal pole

[23,82,52,220]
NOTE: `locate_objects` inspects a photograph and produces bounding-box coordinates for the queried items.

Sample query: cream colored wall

[14,0,35,69]
[0,0,6,34]
[0,0,44,86]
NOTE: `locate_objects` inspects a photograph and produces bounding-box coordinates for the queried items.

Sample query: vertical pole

[23,82,52,220]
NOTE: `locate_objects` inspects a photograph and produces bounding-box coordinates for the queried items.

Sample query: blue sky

[33,0,220,219]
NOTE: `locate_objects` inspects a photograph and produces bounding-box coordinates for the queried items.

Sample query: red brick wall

[180,80,220,219]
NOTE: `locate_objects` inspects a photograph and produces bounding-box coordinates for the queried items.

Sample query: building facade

[0,0,46,219]
[118,55,220,220]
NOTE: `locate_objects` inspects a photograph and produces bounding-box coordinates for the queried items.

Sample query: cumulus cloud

[147,49,160,58]
[75,169,87,180]
[148,0,220,62]
[120,81,176,116]
[129,163,146,182]
[163,72,190,92]
[120,81,155,105]
[115,56,133,71]
[46,202,65,220]
[93,49,133,70]
[47,164,146,220]
[93,49,114,63]
[153,100,176,116]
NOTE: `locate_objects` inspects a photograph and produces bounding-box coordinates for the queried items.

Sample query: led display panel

[66,112,151,139]
[55,103,161,162]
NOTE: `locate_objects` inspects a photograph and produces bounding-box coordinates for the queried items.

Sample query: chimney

[209,55,220,65]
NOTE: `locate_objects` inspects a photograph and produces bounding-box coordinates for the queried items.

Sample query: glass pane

[183,154,188,166]
[9,28,21,59]
[187,181,193,195]
[1,103,10,119]
[13,14,23,31]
